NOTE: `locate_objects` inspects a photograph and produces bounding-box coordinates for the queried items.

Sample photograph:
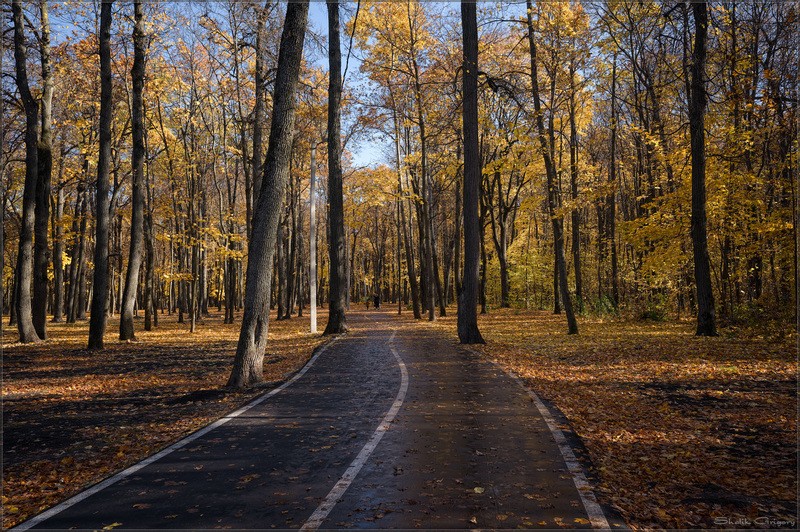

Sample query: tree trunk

[88,0,113,349]
[689,1,717,336]
[527,0,577,334]
[252,0,269,212]
[323,0,348,335]
[276,216,286,319]
[309,145,318,332]
[33,0,54,339]
[568,66,582,312]
[457,1,485,344]
[552,252,561,314]
[609,53,620,309]
[120,0,146,341]
[12,0,41,343]
[51,167,65,322]
[144,91,155,331]
[228,0,309,388]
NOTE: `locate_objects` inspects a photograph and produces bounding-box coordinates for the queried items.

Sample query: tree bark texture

[457,1,485,344]
[120,0,146,341]
[323,0,348,335]
[228,0,309,388]
[12,0,41,343]
[33,0,54,339]
[689,2,717,336]
[88,0,114,349]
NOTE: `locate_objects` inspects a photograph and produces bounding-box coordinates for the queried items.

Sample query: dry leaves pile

[425,309,796,529]
[1,311,327,530]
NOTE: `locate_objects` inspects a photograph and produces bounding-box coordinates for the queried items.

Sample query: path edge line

[466,347,611,530]
[11,335,340,532]
[300,332,407,530]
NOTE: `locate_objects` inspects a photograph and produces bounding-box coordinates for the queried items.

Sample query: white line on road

[475,349,611,530]
[12,337,340,532]
[301,332,408,530]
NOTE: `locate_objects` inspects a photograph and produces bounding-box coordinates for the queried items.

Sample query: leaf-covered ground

[1,311,328,530]
[3,308,795,529]
[421,309,797,529]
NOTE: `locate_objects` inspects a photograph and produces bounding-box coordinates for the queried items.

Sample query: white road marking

[473,349,611,529]
[301,333,408,530]
[11,337,340,532]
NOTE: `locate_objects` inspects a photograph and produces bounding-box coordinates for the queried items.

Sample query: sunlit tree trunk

[228,0,309,388]
[12,0,41,343]
[120,0,146,341]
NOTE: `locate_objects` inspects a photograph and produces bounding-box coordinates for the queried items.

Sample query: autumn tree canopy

[2,1,796,347]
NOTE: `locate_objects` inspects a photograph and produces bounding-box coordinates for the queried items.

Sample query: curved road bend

[18,311,615,530]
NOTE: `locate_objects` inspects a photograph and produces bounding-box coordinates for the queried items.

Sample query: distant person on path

[373,294,380,309]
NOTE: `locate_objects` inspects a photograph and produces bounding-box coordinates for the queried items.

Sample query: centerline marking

[301,331,408,530]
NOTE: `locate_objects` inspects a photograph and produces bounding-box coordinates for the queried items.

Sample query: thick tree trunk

[689,2,717,336]
[12,0,41,343]
[33,0,54,339]
[458,1,484,344]
[88,0,113,349]
[323,0,348,335]
[228,0,309,388]
[120,0,146,341]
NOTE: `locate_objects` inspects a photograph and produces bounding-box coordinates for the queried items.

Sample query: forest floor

[2,307,796,530]
[420,308,797,529]
[1,309,328,530]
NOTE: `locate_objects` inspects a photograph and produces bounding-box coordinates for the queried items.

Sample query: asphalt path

[17,311,618,530]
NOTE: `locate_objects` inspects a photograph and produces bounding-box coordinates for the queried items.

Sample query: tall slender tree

[32,0,54,339]
[689,1,717,336]
[323,0,348,335]
[526,0,578,334]
[457,0,484,344]
[120,0,147,341]
[228,0,310,388]
[88,0,114,349]
[12,0,41,343]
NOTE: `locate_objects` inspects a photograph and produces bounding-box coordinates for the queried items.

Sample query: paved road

[18,311,617,530]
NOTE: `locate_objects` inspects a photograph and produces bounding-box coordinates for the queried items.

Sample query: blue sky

[307,2,392,169]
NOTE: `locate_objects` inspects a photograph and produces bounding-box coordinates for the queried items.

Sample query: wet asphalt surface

[26,311,606,530]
